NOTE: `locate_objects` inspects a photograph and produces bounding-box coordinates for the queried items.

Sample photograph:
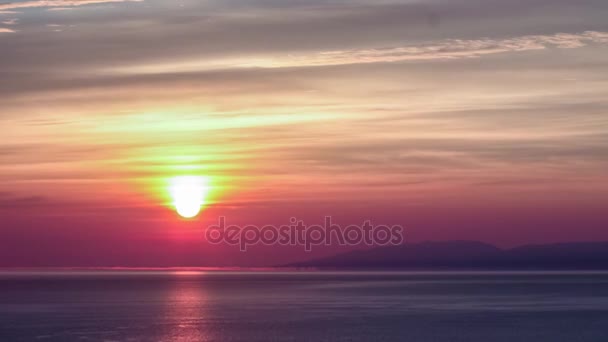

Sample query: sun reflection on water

[162,274,212,341]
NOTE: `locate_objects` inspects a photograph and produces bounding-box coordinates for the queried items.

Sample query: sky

[1,0,608,267]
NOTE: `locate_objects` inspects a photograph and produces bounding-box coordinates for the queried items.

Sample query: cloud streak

[0,0,142,11]
[0,27,16,33]
[2,18,18,25]
[114,31,608,74]
[264,31,608,67]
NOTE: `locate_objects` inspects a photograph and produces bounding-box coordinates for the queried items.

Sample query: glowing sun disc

[175,201,202,218]
[169,176,209,218]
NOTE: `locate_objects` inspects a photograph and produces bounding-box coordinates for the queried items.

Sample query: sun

[169,176,210,218]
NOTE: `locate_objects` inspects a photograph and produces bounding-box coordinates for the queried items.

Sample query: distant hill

[284,241,608,270]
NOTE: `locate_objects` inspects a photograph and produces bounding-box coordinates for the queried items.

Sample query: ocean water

[1,271,608,341]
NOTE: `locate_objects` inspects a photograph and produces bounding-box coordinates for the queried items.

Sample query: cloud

[2,18,18,25]
[110,31,608,74]
[0,27,16,33]
[0,0,143,11]
[0,0,606,77]
[279,31,608,66]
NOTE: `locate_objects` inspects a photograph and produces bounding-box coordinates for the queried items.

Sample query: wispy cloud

[2,18,18,25]
[111,31,608,74]
[0,27,16,33]
[0,0,143,11]
[289,31,608,66]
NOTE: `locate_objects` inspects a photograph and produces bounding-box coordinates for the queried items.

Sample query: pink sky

[1,0,608,266]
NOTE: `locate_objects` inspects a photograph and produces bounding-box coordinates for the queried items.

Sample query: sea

[1,270,608,341]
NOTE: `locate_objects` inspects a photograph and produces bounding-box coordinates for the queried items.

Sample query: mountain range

[285,241,608,270]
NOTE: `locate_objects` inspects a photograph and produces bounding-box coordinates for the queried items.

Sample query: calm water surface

[1,271,608,341]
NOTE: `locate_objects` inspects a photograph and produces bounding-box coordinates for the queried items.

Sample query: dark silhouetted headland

[285,241,608,270]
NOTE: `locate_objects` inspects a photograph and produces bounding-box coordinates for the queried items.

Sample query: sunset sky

[1,0,608,267]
